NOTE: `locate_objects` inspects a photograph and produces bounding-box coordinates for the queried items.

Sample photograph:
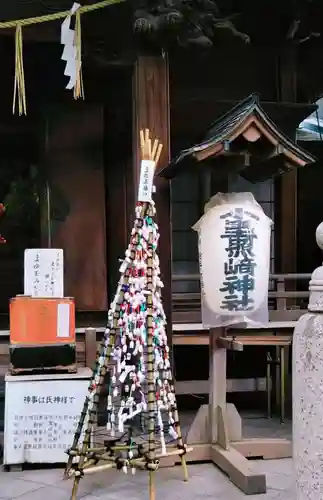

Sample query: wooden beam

[132,54,172,348]
[217,337,243,351]
[231,438,292,460]
[210,444,266,494]
[175,378,268,396]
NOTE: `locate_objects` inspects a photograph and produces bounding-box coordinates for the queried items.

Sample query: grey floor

[242,413,292,440]
[0,413,294,500]
[0,459,294,500]
[180,411,292,441]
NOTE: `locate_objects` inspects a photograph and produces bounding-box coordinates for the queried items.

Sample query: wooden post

[132,54,172,348]
[278,47,297,276]
[85,327,97,369]
[208,328,227,446]
[280,170,297,274]
[279,46,297,415]
[277,47,297,416]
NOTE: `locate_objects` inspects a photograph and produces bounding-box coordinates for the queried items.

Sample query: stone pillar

[293,222,323,499]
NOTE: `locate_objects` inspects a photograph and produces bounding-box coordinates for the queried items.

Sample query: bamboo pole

[66,129,193,500]
[146,231,156,500]
[139,128,164,500]
[154,446,193,460]
[67,210,147,497]
[83,463,116,475]
[140,128,189,482]
[65,281,128,476]
[68,196,151,498]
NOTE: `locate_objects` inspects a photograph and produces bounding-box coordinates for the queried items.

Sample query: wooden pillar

[132,55,172,347]
[278,47,297,274]
[208,328,227,445]
[276,47,297,416]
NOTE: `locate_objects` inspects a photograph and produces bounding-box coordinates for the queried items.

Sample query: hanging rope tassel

[13,23,27,115]
[74,10,84,100]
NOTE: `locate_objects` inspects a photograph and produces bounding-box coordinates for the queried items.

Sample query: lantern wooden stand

[158,94,316,495]
[182,328,279,494]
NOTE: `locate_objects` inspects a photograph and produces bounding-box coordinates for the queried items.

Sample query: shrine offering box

[9,296,76,374]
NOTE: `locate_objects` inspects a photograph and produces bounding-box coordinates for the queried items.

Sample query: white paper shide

[193,192,272,327]
[61,2,81,90]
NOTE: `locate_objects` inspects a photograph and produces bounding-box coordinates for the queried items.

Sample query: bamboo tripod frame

[64,130,191,500]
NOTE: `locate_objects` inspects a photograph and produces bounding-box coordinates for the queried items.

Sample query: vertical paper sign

[137,160,155,202]
[24,249,64,298]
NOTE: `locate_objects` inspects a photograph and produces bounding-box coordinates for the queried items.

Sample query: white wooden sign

[137,160,155,202]
[24,249,64,298]
[4,370,91,465]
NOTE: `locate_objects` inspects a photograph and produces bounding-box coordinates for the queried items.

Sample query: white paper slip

[61,2,81,90]
[57,303,70,338]
[24,248,64,298]
[137,160,155,202]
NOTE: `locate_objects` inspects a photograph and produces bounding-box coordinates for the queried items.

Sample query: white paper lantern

[193,193,272,317]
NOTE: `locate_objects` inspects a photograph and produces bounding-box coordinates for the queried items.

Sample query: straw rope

[9,0,124,114]
[74,9,84,100]
[0,0,125,29]
[13,23,26,116]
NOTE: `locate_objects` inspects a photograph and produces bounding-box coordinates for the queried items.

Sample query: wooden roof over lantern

[159,94,316,183]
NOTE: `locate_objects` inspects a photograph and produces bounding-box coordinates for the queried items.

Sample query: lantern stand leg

[280,346,285,424]
[184,328,267,495]
[266,352,272,418]
[207,328,266,494]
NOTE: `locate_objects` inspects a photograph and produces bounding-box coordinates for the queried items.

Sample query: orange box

[10,296,75,346]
